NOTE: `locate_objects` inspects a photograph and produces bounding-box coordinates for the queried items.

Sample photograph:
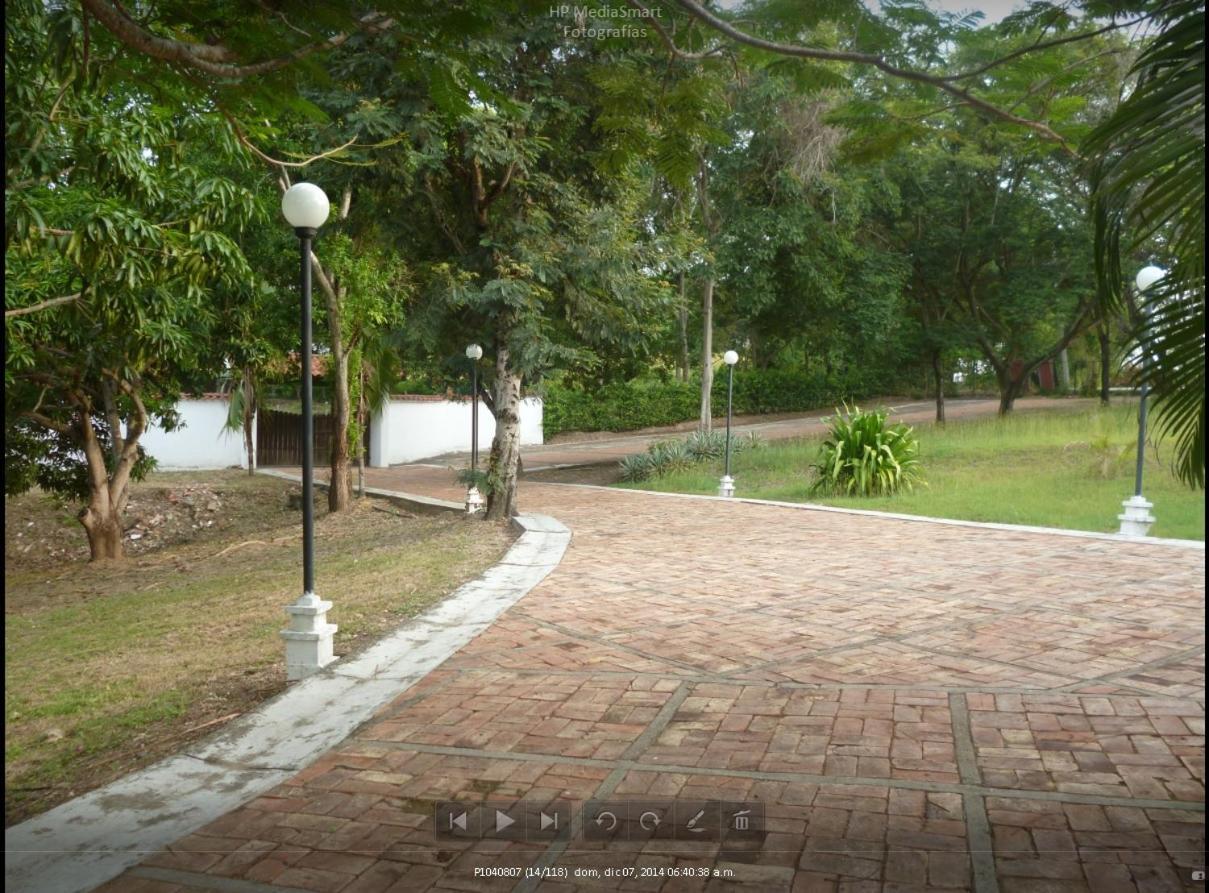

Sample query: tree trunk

[931,349,946,424]
[77,407,131,561]
[328,348,352,511]
[80,502,123,561]
[357,365,366,498]
[1057,348,1071,392]
[699,277,714,432]
[485,342,523,521]
[1098,324,1111,406]
[677,272,690,383]
[997,370,1027,415]
[242,369,256,475]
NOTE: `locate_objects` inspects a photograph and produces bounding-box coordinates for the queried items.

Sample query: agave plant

[649,439,695,477]
[685,429,726,461]
[808,405,923,496]
[618,452,654,482]
[732,431,765,454]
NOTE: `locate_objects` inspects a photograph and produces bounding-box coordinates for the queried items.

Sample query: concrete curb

[3,514,571,893]
[256,467,464,515]
[553,482,1204,550]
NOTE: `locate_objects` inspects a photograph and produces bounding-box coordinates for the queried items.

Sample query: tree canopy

[5,0,1203,558]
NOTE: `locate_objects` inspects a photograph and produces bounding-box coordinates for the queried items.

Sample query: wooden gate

[256,408,368,467]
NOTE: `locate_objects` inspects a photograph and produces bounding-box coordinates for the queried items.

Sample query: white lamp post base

[465,485,485,514]
[718,475,735,498]
[282,592,337,681]
[1118,495,1156,538]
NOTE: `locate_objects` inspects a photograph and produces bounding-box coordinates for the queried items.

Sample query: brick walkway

[103,470,1204,893]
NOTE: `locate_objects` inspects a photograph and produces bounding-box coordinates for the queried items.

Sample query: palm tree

[222,364,260,474]
[1087,0,1204,488]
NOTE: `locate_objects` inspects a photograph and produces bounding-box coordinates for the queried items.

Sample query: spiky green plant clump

[618,452,654,482]
[647,439,694,477]
[809,405,923,496]
[685,429,726,460]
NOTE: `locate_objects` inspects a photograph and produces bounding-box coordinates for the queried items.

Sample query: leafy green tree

[371,17,678,518]
[707,69,910,388]
[310,222,409,510]
[5,1,259,559]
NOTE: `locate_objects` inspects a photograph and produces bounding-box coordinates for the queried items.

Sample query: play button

[495,810,516,833]
[540,811,558,831]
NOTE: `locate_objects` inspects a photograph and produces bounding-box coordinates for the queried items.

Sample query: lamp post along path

[465,344,485,514]
[718,350,739,498]
[280,183,338,680]
[1118,265,1164,538]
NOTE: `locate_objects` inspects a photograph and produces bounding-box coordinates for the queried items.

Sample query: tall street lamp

[465,343,485,515]
[718,350,739,498]
[1118,264,1165,538]
[280,182,337,680]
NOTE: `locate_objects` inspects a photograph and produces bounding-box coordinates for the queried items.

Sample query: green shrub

[808,405,924,496]
[543,368,875,437]
[453,467,492,493]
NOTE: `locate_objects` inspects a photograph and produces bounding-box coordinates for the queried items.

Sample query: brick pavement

[102,470,1204,892]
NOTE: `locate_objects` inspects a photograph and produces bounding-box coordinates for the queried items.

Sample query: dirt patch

[6,472,304,573]
[5,471,514,825]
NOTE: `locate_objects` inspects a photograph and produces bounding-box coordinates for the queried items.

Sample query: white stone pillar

[281,593,337,680]
[1117,495,1156,538]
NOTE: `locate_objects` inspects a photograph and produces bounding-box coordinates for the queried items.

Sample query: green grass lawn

[618,402,1205,541]
[4,472,513,825]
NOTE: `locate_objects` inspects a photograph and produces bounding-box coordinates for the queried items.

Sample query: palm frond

[1086,0,1205,488]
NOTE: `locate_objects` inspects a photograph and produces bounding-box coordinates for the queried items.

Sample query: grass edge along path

[617,402,1205,541]
[4,476,514,826]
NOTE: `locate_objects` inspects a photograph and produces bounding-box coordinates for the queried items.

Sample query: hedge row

[543,369,875,437]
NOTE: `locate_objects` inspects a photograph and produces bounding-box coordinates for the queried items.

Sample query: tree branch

[624,0,728,60]
[309,251,340,304]
[222,111,357,168]
[669,0,1079,154]
[423,173,467,254]
[943,14,1150,82]
[80,0,395,80]
[20,410,71,435]
[484,161,517,209]
[5,292,82,318]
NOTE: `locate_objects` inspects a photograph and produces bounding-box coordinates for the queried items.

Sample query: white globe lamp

[281,183,331,232]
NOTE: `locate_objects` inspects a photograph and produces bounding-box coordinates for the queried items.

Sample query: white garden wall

[136,393,541,469]
[369,395,543,467]
[138,397,251,470]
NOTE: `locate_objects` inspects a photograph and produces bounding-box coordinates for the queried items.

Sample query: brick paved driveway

[105,474,1204,893]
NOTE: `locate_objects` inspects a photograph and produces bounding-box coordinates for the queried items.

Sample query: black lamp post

[280,182,336,679]
[465,344,485,514]
[718,350,739,497]
[1119,265,1165,537]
